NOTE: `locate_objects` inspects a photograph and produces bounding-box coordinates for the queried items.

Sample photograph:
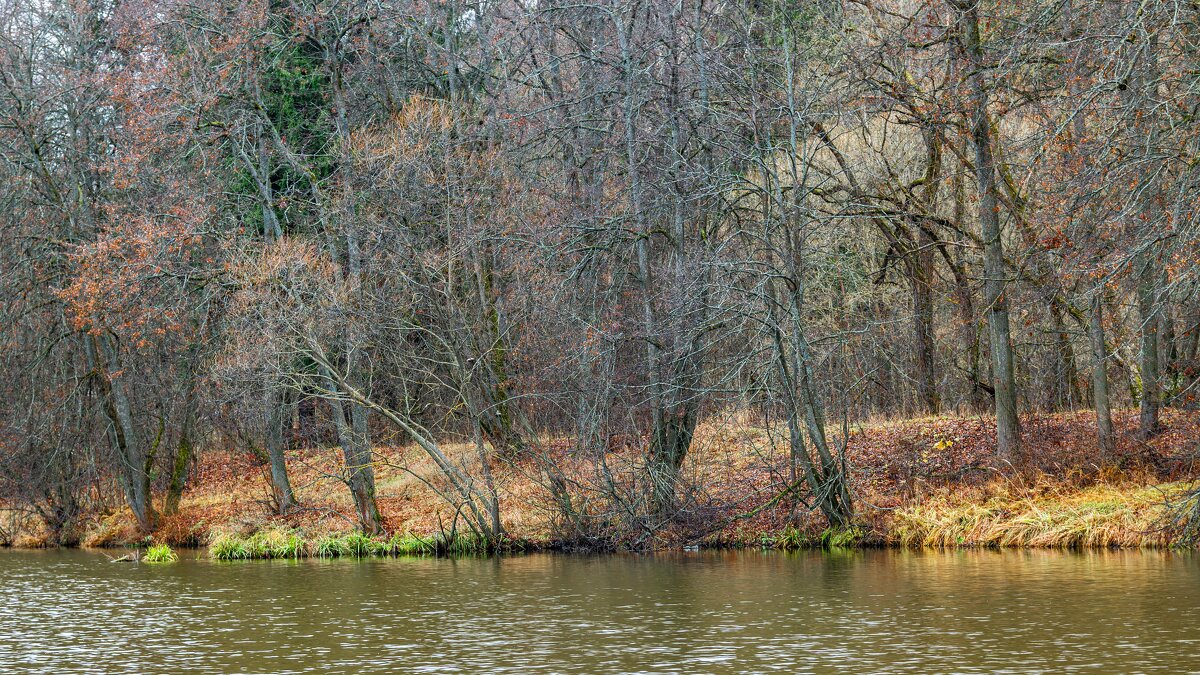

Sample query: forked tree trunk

[86,334,156,533]
[648,403,700,519]
[766,282,854,531]
[329,392,384,535]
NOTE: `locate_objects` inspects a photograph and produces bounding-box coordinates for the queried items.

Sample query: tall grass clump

[248,529,306,558]
[388,532,437,556]
[209,532,253,560]
[342,531,378,557]
[1168,484,1200,547]
[313,532,400,557]
[436,532,491,555]
[761,525,814,550]
[313,531,491,557]
[821,525,866,548]
[313,534,353,558]
[144,543,179,563]
[892,483,1180,548]
[210,528,307,560]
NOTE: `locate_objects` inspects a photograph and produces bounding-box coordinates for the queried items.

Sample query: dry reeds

[891,482,1188,549]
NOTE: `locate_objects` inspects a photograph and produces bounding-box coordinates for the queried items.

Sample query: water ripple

[1,548,1199,673]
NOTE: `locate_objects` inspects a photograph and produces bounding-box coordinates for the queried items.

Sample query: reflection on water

[1,547,1198,673]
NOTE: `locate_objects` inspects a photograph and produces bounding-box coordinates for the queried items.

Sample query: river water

[1,548,1198,673]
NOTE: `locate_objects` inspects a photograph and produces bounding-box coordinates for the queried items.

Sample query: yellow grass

[891,482,1189,549]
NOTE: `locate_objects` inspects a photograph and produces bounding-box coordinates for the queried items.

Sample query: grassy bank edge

[206,529,531,559]
[706,481,1197,551]
[5,480,1196,555]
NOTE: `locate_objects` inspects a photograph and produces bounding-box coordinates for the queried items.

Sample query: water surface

[1,548,1198,673]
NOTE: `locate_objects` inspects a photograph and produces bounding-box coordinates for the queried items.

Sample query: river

[1,548,1198,673]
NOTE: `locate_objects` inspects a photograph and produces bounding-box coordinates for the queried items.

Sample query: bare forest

[3,0,1200,551]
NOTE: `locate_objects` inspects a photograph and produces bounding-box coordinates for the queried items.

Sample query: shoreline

[5,478,1190,556]
[4,410,1197,554]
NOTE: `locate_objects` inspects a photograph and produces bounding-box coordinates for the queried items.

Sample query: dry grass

[7,409,1198,550]
[891,482,1187,549]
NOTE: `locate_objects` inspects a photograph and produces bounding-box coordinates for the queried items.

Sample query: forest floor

[12,408,1200,551]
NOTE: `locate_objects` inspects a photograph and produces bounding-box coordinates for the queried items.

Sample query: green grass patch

[820,525,866,548]
[210,529,307,560]
[209,528,507,559]
[144,543,179,563]
[388,532,437,556]
[249,529,306,558]
[760,525,815,550]
[209,532,253,560]
[436,532,490,556]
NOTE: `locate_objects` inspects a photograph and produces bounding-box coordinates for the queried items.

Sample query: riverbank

[5,409,1198,552]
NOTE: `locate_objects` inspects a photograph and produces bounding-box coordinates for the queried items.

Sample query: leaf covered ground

[13,409,1199,550]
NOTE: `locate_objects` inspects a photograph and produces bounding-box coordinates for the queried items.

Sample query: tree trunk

[1089,292,1116,460]
[264,383,298,513]
[648,411,696,519]
[257,122,282,242]
[164,403,194,516]
[781,284,854,529]
[1161,305,1179,404]
[1183,303,1200,368]
[1050,301,1081,411]
[766,286,853,531]
[329,395,384,534]
[40,447,83,546]
[1116,0,1163,439]
[913,128,943,417]
[86,334,156,533]
[1137,259,1162,438]
[910,237,940,416]
[473,252,525,455]
[166,347,201,516]
[956,0,1022,462]
[949,172,988,413]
